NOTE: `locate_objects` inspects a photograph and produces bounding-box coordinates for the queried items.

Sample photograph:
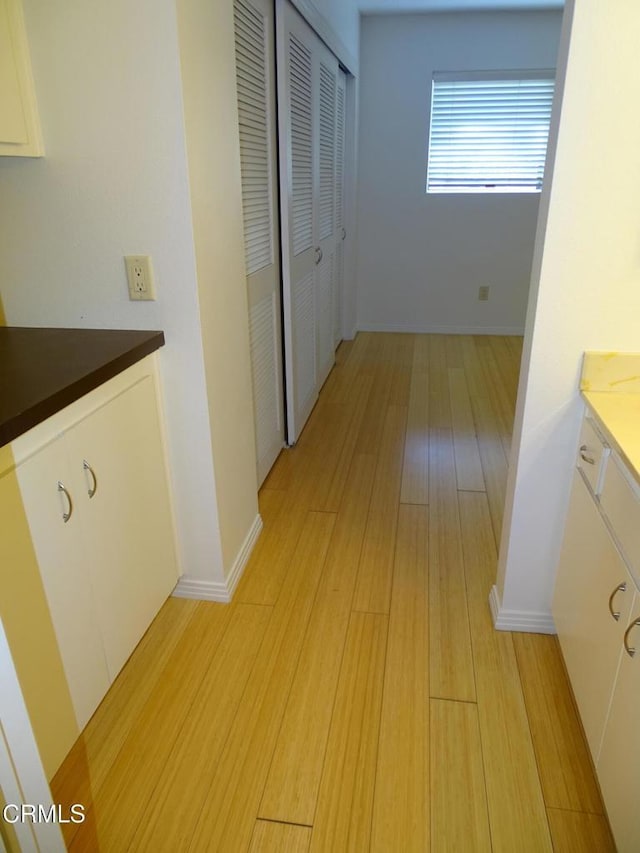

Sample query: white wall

[0,0,225,585]
[292,0,360,70]
[356,11,562,334]
[175,0,260,574]
[496,0,640,626]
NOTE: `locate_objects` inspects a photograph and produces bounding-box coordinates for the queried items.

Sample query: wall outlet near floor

[478,286,490,302]
[125,255,156,301]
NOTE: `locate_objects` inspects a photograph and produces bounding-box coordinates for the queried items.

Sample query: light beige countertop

[581,352,640,485]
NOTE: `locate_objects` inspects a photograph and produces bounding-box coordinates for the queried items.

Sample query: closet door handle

[83,459,97,498]
[341,227,346,241]
[608,582,627,621]
[623,618,640,658]
[57,481,73,523]
[315,247,323,265]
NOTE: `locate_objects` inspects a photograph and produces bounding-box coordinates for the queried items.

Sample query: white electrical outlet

[125,255,156,301]
[478,286,490,302]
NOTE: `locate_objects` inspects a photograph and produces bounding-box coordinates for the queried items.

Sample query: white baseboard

[357,323,525,336]
[172,576,230,603]
[489,585,556,634]
[172,514,263,603]
[226,513,263,598]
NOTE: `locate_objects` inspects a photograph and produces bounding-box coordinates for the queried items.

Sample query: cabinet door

[0,0,43,156]
[597,599,640,853]
[67,374,178,680]
[553,469,633,761]
[15,437,110,730]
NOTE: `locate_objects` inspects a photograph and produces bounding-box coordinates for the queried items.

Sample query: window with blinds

[426,71,555,194]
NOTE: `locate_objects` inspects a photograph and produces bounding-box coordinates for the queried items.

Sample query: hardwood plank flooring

[130,603,272,851]
[430,698,491,852]
[352,405,407,614]
[400,335,429,505]
[513,632,604,814]
[428,369,475,701]
[67,600,235,851]
[458,491,553,852]
[449,367,484,492]
[259,454,376,825]
[370,504,429,852]
[51,333,609,851]
[546,808,616,852]
[308,611,388,853]
[189,512,335,853]
[249,821,311,853]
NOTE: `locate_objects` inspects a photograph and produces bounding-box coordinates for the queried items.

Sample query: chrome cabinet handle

[623,618,640,658]
[579,445,595,465]
[341,227,346,241]
[608,582,626,621]
[83,459,97,498]
[314,247,323,265]
[57,481,73,523]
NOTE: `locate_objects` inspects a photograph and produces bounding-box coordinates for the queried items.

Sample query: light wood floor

[52,333,614,852]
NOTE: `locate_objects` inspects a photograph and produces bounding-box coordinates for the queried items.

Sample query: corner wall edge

[172,513,263,602]
[489,585,556,634]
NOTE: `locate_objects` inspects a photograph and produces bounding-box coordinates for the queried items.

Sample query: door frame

[0,617,65,852]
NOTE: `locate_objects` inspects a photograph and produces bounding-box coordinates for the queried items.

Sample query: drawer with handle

[577,415,609,495]
[600,452,640,582]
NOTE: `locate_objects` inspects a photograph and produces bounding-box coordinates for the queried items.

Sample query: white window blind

[426,71,555,194]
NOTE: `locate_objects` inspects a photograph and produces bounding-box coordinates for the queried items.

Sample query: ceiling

[359,0,563,13]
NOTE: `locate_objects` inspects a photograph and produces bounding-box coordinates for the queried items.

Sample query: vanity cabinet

[14,431,111,734]
[553,409,640,852]
[598,595,640,853]
[0,0,43,156]
[9,356,178,742]
[553,468,634,761]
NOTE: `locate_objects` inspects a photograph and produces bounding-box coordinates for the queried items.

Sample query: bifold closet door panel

[234,0,285,484]
[280,4,317,443]
[279,1,342,442]
[315,42,338,389]
[333,69,347,348]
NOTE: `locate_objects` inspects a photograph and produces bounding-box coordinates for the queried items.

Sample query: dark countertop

[0,327,165,447]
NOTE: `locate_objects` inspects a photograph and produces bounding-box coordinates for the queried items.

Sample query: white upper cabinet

[0,0,43,156]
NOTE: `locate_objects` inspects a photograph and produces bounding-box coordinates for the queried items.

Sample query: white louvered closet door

[315,43,338,388]
[278,1,340,443]
[234,0,284,485]
[280,5,316,442]
[333,69,346,348]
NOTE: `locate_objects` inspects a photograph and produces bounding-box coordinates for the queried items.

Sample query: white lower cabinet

[13,358,178,736]
[598,597,640,853]
[554,410,640,852]
[14,432,111,732]
[553,470,634,762]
